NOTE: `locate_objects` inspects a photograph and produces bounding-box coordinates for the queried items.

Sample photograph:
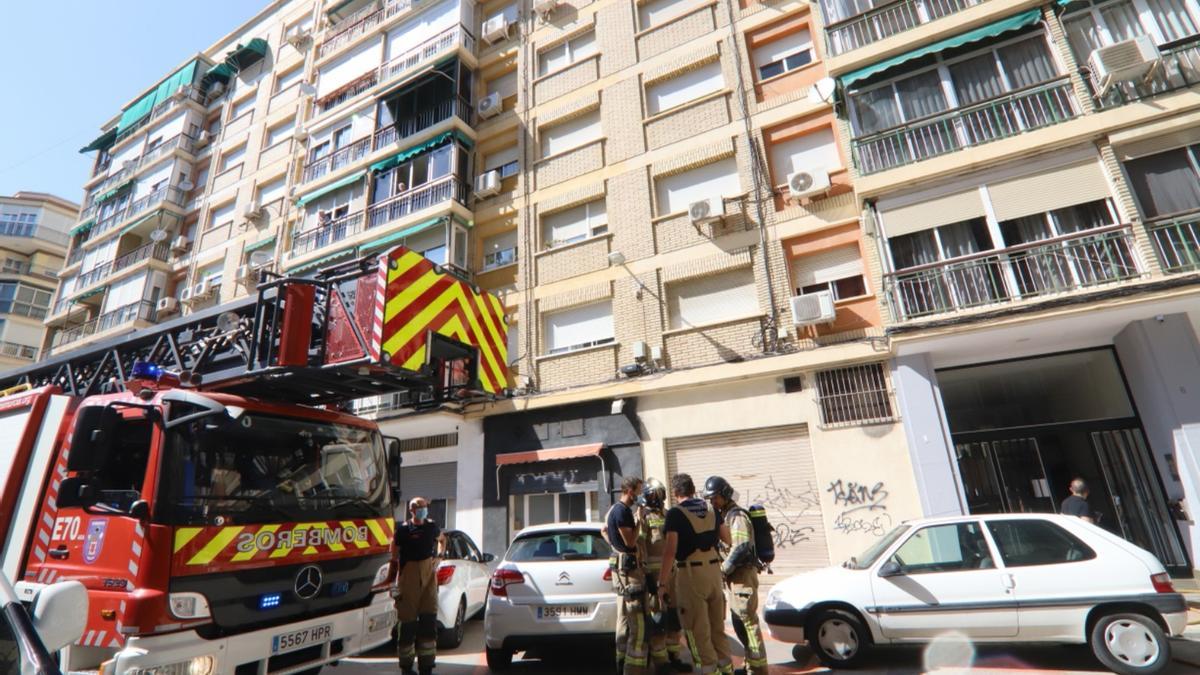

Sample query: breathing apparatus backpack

[748,504,775,567]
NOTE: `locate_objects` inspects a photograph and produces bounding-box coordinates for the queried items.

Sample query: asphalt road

[331,618,1200,674]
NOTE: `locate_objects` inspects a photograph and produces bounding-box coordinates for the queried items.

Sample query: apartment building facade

[0,192,73,367]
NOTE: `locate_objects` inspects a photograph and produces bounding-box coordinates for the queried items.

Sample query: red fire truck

[0,246,509,674]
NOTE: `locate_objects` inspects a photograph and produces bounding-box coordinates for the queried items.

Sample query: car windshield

[157,412,390,525]
[507,531,611,562]
[844,524,910,570]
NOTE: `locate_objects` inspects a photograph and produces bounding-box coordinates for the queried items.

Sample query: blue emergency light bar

[259,593,282,610]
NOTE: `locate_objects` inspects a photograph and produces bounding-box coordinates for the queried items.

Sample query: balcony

[291,209,366,257]
[302,136,373,183]
[75,241,171,291]
[317,0,410,60]
[373,96,471,151]
[85,185,188,242]
[0,341,39,362]
[51,300,158,353]
[86,134,197,205]
[113,86,205,146]
[315,25,474,115]
[825,0,985,57]
[885,224,1140,320]
[1091,34,1200,109]
[853,78,1077,175]
[1148,212,1200,274]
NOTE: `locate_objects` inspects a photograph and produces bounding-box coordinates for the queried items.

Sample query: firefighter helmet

[703,475,734,500]
[641,477,666,507]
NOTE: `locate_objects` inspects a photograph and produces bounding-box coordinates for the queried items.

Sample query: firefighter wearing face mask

[395,497,446,675]
[637,478,691,675]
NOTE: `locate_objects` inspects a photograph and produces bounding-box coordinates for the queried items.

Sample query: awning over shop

[357,216,447,255]
[201,63,236,89]
[69,219,96,237]
[839,9,1042,87]
[117,59,201,132]
[294,170,367,207]
[94,180,134,205]
[369,131,473,174]
[225,38,269,71]
[495,443,607,494]
[80,128,118,154]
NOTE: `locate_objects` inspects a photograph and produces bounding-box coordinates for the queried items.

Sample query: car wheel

[808,608,869,669]
[486,646,513,671]
[438,597,467,649]
[1090,612,1170,674]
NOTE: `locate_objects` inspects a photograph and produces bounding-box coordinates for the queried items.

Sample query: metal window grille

[814,362,896,427]
[398,433,460,452]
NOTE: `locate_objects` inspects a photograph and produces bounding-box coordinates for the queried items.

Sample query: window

[544,300,614,354]
[506,527,610,560]
[482,230,518,270]
[209,202,236,230]
[489,70,518,99]
[0,212,37,237]
[484,145,520,178]
[230,95,255,121]
[646,61,724,115]
[655,157,741,216]
[1064,0,1200,63]
[219,144,247,172]
[266,117,296,147]
[538,31,597,76]
[814,362,894,426]
[889,217,992,269]
[888,522,995,574]
[754,29,814,80]
[769,127,841,183]
[332,124,353,150]
[276,64,304,92]
[543,199,608,248]
[540,111,601,157]
[1124,145,1200,219]
[639,0,705,29]
[369,143,455,210]
[794,246,867,299]
[820,0,888,25]
[986,520,1097,566]
[257,175,287,206]
[667,267,758,329]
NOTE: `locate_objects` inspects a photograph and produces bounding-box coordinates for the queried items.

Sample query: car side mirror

[482,553,496,563]
[878,560,904,578]
[31,580,88,652]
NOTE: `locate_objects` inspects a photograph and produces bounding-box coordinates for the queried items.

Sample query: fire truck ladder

[0,252,500,407]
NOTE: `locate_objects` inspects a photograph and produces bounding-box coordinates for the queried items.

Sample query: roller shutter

[665,425,830,584]
[400,461,457,501]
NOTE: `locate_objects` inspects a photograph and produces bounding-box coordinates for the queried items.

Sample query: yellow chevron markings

[231,524,280,562]
[341,520,370,549]
[188,527,244,566]
[366,519,391,546]
[174,527,203,554]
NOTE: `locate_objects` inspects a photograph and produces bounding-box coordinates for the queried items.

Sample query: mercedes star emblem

[556,571,573,586]
[294,565,323,600]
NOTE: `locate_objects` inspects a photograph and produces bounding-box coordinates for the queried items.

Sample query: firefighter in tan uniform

[706,476,768,675]
[658,474,733,675]
[394,497,445,675]
[604,476,651,675]
[636,478,690,674]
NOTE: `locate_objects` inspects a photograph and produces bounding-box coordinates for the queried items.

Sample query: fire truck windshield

[157,412,390,526]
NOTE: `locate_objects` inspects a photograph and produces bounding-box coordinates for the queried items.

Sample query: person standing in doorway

[1061,478,1095,523]
[636,478,690,674]
[395,496,445,675]
[606,476,650,675]
[658,474,732,675]
[705,476,768,675]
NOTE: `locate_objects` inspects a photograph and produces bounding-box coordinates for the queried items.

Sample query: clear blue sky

[0,1,266,205]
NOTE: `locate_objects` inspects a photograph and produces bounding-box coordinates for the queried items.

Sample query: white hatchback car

[483,523,618,670]
[764,514,1186,674]
[435,529,497,648]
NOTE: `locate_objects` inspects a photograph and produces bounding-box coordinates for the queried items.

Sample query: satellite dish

[216,311,240,334]
[249,249,273,267]
[179,179,195,192]
[149,229,169,242]
[808,77,837,105]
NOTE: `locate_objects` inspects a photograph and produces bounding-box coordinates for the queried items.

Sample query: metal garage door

[399,461,458,527]
[666,425,829,582]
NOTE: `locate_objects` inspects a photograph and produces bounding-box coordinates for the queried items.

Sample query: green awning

[840,9,1043,87]
[69,219,96,236]
[118,210,162,237]
[245,235,276,253]
[201,63,236,89]
[152,59,199,107]
[117,59,201,133]
[73,285,108,301]
[80,129,118,154]
[287,247,357,274]
[226,38,269,71]
[295,170,368,207]
[358,216,447,255]
[118,91,158,133]
[94,180,134,205]
[369,131,473,174]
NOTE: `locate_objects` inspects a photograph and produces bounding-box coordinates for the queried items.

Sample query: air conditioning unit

[170,235,190,251]
[209,81,226,98]
[534,0,559,19]
[293,126,309,142]
[156,297,180,315]
[482,15,511,45]
[787,168,832,201]
[477,92,502,119]
[790,291,837,326]
[475,170,501,197]
[179,285,195,303]
[286,28,313,49]
[242,200,263,221]
[1089,35,1161,96]
[193,279,211,298]
[195,131,212,148]
[688,198,724,225]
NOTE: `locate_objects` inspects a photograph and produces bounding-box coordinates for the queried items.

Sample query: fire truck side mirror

[55,476,95,509]
[129,500,151,523]
[384,436,402,503]
[66,405,120,473]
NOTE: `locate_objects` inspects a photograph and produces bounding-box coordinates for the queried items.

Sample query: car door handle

[48,546,69,560]
[1002,573,1016,590]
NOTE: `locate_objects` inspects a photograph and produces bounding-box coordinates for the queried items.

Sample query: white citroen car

[764,514,1186,674]
[435,529,496,648]
[483,523,617,670]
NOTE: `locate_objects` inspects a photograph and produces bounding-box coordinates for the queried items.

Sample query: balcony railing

[825,0,984,56]
[291,209,366,256]
[113,86,205,145]
[886,225,1140,320]
[483,246,517,270]
[853,78,1077,175]
[302,135,373,183]
[318,5,386,59]
[1091,34,1200,108]
[318,71,379,113]
[372,96,471,151]
[82,134,196,222]
[379,25,472,90]
[0,341,39,361]
[1148,212,1200,274]
[52,300,158,352]
[87,184,187,241]
[66,247,86,267]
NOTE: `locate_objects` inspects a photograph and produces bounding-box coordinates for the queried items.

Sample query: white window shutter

[545,301,613,351]
[668,268,758,329]
[753,29,813,70]
[655,157,741,215]
[770,128,841,182]
[647,61,724,114]
[792,246,864,287]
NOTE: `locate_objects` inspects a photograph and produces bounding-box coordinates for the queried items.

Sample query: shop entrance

[940,349,1189,574]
